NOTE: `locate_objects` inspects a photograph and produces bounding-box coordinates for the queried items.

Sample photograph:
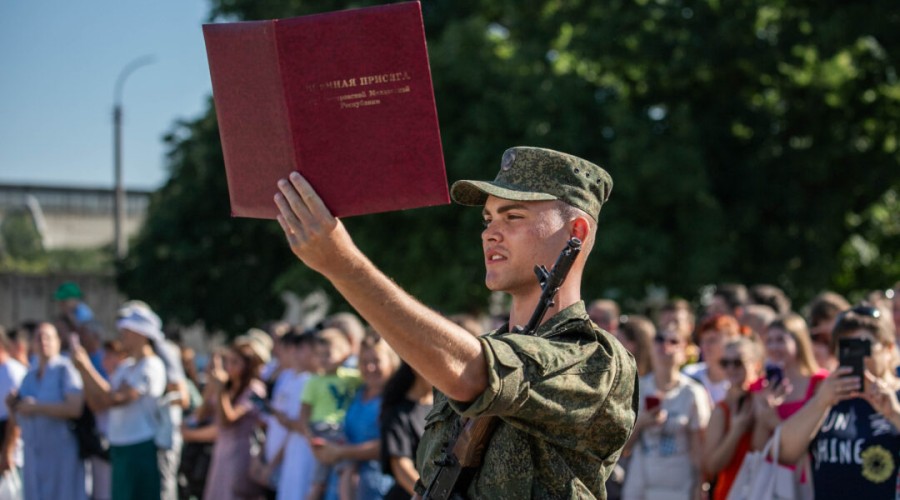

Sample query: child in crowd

[272,331,319,500]
[299,328,361,500]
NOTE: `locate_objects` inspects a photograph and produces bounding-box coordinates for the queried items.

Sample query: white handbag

[727,425,812,500]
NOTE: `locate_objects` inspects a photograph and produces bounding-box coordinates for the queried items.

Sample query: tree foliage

[120,0,900,332]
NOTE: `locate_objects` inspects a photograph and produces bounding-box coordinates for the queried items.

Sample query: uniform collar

[498,300,589,337]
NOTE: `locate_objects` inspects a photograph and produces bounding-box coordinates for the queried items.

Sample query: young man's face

[481,196,572,296]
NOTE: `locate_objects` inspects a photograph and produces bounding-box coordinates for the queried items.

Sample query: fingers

[656,409,668,423]
[276,173,334,228]
[832,366,853,378]
[835,376,862,400]
[276,173,338,256]
[863,370,880,388]
[288,172,333,219]
[275,213,302,247]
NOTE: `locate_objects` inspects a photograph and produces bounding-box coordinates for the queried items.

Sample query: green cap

[54,282,83,301]
[450,146,613,221]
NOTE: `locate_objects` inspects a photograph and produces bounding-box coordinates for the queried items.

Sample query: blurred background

[2,0,898,338]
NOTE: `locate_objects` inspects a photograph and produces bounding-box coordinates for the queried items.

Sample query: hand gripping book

[203,1,449,219]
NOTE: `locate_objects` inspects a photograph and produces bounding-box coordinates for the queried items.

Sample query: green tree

[121,0,900,332]
[117,110,297,333]
[0,210,43,259]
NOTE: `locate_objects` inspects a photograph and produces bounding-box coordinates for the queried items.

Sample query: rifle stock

[452,416,501,467]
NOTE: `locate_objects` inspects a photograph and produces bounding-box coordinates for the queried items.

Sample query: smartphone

[69,333,81,350]
[645,395,661,411]
[765,365,784,387]
[310,437,326,448]
[249,393,272,414]
[838,338,871,387]
[737,393,749,411]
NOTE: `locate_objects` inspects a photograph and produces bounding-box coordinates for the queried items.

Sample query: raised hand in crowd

[859,370,900,427]
[632,403,666,435]
[750,378,792,436]
[207,352,230,389]
[807,366,859,409]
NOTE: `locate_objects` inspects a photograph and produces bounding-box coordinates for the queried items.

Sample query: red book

[203,1,448,219]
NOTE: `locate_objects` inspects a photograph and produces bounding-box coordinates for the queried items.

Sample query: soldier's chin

[484,276,502,292]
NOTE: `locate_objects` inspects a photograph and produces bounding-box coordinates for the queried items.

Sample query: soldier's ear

[570,217,590,242]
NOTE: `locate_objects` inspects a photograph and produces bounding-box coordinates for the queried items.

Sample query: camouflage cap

[450,146,613,221]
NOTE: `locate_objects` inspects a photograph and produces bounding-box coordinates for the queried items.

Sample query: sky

[1,1,215,190]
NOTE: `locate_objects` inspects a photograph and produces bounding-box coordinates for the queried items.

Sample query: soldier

[275,146,638,498]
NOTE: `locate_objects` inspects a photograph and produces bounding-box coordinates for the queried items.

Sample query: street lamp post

[113,55,155,260]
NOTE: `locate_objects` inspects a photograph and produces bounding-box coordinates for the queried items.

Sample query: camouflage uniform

[416,302,638,498]
[415,147,639,498]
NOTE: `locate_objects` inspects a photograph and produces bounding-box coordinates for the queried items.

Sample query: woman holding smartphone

[622,324,711,499]
[751,313,826,450]
[702,337,764,500]
[778,305,900,499]
[186,340,266,500]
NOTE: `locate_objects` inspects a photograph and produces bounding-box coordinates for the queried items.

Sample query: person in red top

[751,313,827,450]
[703,337,764,500]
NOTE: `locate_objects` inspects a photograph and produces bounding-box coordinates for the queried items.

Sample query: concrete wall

[0,272,219,358]
[0,272,123,333]
[0,183,150,250]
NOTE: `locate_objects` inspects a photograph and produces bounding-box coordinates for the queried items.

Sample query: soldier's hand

[275,172,359,277]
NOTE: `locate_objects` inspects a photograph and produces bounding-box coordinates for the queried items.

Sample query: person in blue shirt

[311,335,400,500]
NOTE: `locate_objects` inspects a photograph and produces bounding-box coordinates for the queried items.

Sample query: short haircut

[360,335,401,371]
[617,315,655,376]
[589,299,620,317]
[556,201,596,256]
[659,298,694,319]
[714,284,749,310]
[317,327,351,351]
[696,314,742,341]
[11,321,38,343]
[806,291,851,328]
[724,336,764,363]
[750,284,791,315]
[281,330,317,348]
[322,312,366,345]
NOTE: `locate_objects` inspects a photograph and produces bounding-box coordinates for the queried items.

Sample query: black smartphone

[765,365,784,387]
[838,337,871,385]
[249,393,272,414]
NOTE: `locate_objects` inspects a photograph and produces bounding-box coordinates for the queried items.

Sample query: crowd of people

[597,283,900,500]
[1,278,898,500]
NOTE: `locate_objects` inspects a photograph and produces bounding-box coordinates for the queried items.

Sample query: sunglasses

[719,358,745,369]
[653,335,681,346]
